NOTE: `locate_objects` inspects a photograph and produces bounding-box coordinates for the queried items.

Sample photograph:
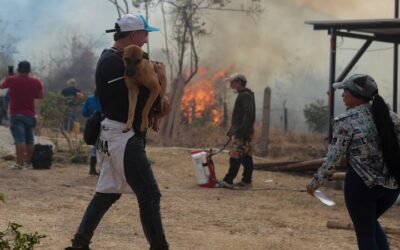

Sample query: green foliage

[39,90,86,155]
[39,91,66,129]
[0,223,45,250]
[0,193,45,249]
[303,99,329,133]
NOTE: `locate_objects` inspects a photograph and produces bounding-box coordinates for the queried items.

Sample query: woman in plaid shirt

[307,74,400,250]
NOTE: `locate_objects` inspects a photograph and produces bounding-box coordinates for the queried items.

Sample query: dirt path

[0,147,399,250]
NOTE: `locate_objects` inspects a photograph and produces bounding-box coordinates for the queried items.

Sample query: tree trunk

[161,74,185,138]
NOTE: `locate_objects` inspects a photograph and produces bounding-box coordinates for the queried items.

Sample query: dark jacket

[228,88,256,140]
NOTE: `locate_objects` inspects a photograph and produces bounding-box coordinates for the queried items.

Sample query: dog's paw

[122,127,131,133]
[140,120,149,132]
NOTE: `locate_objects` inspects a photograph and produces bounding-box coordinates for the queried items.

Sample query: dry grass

[1,127,398,249]
[147,124,327,161]
[0,148,399,249]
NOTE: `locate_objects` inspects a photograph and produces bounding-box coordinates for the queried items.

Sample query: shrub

[303,99,329,133]
[0,193,46,250]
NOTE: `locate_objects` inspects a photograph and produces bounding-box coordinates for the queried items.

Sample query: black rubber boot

[223,157,241,184]
[65,247,91,250]
[89,157,98,176]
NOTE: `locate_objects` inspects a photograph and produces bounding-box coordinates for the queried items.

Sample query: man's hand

[76,92,84,99]
[155,97,171,119]
[152,61,166,77]
[151,97,171,132]
[305,184,316,196]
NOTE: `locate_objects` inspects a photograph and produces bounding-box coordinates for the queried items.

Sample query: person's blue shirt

[81,95,102,118]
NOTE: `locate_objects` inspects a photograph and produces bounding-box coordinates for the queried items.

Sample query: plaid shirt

[309,103,400,189]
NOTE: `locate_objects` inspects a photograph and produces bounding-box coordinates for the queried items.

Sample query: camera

[8,65,14,76]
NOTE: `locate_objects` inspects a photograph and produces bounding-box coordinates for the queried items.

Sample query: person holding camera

[0,61,44,169]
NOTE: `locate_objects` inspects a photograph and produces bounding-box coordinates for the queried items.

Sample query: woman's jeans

[344,167,400,250]
[72,135,168,250]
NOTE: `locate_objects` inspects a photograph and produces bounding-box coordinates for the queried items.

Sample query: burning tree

[180,66,231,126]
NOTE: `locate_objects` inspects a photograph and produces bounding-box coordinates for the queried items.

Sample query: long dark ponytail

[371,94,400,183]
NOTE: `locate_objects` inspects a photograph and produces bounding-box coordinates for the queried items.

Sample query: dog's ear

[124,57,132,65]
[124,57,138,77]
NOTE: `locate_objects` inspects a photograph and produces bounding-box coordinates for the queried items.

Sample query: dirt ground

[0,146,399,250]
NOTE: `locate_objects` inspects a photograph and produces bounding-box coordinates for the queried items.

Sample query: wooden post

[258,87,271,156]
[283,100,288,132]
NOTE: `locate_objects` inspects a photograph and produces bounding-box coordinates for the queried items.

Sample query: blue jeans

[89,146,96,157]
[10,114,36,144]
[72,135,168,250]
[344,166,400,250]
[0,97,5,124]
[64,106,77,131]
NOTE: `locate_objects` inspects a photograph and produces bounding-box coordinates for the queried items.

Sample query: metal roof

[306,19,400,43]
[306,18,400,140]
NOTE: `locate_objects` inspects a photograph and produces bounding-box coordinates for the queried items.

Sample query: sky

[0,0,153,62]
[1,0,398,130]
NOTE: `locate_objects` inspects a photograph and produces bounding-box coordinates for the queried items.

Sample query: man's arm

[76,90,84,100]
[0,78,8,89]
[36,80,44,99]
[81,98,91,118]
[36,89,44,99]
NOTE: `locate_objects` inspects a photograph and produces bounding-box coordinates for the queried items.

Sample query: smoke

[0,0,121,66]
[290,0,394,19]
[193,0,398,130]
[2,0,397,131]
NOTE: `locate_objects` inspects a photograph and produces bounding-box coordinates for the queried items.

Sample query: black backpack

[84,111,104,145]
[31,144,53,169]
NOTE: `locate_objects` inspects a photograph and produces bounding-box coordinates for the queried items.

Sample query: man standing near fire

[218,73,256,189]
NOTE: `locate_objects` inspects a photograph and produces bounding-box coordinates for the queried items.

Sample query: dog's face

[123,45,144,77]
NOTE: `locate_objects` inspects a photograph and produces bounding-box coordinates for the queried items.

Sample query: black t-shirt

[95,48,149,134]
[61,86,81,106]
[61,86,80,97]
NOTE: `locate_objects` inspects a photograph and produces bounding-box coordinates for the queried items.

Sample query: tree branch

[107,0,128,17]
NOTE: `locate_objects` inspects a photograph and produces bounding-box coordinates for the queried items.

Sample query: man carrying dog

[218,73,256,189]
[66,13,169,250]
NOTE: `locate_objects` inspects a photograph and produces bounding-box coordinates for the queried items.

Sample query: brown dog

[122,44,167,133]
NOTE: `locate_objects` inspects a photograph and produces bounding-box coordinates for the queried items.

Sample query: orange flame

[180,66,232,125]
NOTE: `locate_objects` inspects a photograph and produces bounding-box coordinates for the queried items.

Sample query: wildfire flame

[180,66,231,125]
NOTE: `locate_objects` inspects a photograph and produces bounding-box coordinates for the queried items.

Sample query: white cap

[228,73,247,84]
[105,13,160,33]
